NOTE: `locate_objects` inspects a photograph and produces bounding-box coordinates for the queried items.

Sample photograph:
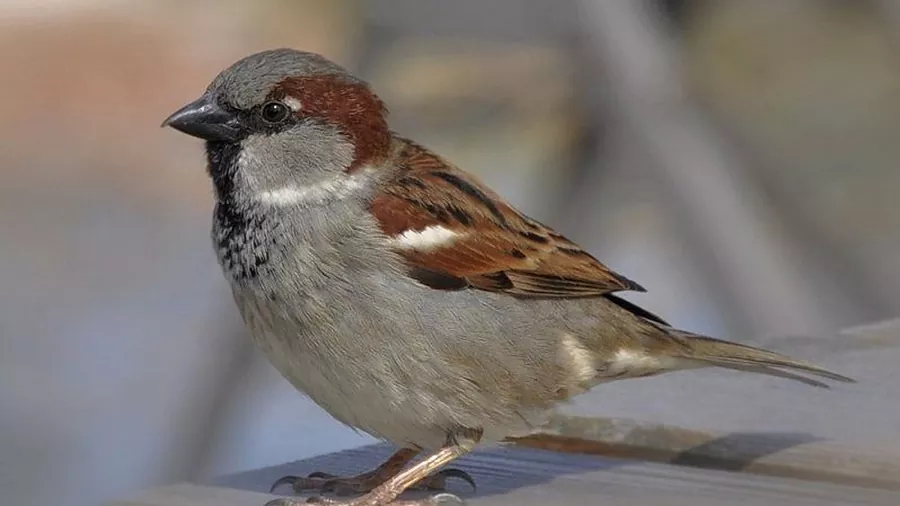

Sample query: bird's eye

[261,101,290,123]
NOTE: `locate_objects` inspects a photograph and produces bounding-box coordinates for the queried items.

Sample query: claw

[319,479,343,495]
[270,475,300,493]
[271,473,363,494]
[435,468,477,492]
[417,468,476,492]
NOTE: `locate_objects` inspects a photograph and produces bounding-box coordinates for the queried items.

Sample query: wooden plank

[112,483,274,506]
[199,444,900,506]
[509,414,900,491]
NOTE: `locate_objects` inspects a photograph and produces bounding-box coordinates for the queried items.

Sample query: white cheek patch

[388,225,461,251]
[283,96,302,112]
[258,186,321,206]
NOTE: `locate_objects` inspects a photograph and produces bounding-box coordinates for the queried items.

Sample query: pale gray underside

[216,168,655,450]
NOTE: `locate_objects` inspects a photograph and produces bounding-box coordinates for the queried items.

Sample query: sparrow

[163,48,854,506]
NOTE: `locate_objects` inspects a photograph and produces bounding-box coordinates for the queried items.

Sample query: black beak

[162,94,242,142]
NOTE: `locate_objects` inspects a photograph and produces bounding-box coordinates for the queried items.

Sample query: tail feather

[663,330,855,387]
[715,362,831,388]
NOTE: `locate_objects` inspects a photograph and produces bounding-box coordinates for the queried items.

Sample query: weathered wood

[505,319,900,493]
[114,444,900,506]
[112,483,274,506]
[509,414,900,491]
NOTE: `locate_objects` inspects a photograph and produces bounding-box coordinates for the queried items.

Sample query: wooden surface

[511,414,900,491]
[110,319,900,506]
[117,444,900,506]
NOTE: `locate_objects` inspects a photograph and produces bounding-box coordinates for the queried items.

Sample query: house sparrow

[163,48,853,506]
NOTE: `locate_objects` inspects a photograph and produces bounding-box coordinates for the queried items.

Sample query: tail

[659,329,855,388]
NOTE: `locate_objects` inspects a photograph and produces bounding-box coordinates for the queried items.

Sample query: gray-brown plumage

[163,48,854,506]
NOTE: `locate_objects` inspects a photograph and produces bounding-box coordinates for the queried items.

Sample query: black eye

[261,101,290,123]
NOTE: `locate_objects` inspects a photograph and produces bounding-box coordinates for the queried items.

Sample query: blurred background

[1,1,899,505]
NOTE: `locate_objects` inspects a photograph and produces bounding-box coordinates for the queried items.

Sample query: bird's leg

[265,440,476,506]
[269,447,475,497]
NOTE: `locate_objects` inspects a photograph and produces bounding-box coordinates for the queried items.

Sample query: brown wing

[371,138,647,299]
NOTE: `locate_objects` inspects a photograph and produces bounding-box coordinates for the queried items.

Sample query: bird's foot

[265,491,465,506]
[264,491,465,506]
[270,468,474,496]
[266,443,476,506]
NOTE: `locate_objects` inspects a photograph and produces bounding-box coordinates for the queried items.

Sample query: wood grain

[114,444,900,506]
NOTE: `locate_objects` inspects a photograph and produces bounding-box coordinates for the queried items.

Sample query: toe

[307,471,339,480]
[270,475,301,493]
[294,477,333,493]
[270,474,341,493]
[264,498,313,506]
[323,479,366,496]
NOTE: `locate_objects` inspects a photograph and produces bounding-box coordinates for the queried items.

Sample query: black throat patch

[205,140,241,204]
[206,141,270,281]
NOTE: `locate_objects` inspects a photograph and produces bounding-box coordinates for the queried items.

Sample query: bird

[162,48,854,506]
